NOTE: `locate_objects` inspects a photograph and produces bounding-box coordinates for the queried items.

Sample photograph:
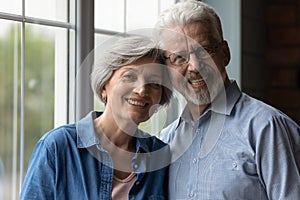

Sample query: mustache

[185,65,213,79]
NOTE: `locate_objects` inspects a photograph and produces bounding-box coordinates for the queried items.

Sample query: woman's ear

[100,86,107,103]
[222,40,231,67]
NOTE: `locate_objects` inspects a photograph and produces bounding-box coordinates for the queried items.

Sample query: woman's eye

[148,81,162,89]
[123,73,137,81]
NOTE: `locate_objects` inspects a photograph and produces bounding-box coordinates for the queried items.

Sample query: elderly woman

[20,36,172,199]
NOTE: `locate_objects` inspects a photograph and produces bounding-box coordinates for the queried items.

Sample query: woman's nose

[133,84,149,97]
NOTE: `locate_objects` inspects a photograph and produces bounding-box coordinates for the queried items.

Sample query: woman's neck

[94,112,137,174]
[94,111,137,152]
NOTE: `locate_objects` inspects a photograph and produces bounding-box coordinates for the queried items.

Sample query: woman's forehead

[118,60,163,75]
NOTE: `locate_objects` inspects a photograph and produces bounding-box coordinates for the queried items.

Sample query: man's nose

[186,53,200,72]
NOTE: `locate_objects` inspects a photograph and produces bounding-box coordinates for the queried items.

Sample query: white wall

[203,0,241,86]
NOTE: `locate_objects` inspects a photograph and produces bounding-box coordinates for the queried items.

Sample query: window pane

[0,19,21,200]
[25,0,68,22]
[95,0,124,32]
[54,28,72,127]
[23,24,56,172]
[0,0,22,15]
[126,0,159,31]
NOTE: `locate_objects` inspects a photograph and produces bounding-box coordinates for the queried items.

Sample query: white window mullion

[54,30,68,127]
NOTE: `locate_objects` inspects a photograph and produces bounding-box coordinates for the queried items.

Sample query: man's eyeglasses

[164,41,223,66]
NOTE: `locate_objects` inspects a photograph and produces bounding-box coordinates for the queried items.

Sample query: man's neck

[187,103,210,121]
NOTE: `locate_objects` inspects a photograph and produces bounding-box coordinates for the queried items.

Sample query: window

[0,0,175,198]
[0,0,75,198]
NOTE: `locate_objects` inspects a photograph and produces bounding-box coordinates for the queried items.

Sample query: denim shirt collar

[76,111,150,153]
[76,111,100,148]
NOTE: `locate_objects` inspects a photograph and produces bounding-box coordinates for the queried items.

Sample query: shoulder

[235,93,291,122]
[159,119,180,143]
[39,123,77,150]
[235,93,299,136]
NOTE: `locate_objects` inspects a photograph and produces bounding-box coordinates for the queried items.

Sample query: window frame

[0,0,75,196]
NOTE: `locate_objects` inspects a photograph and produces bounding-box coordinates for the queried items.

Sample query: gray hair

[91,36,172,106]
[155,0,223,42]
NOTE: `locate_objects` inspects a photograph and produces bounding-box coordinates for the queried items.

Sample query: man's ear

[222,40,231,67]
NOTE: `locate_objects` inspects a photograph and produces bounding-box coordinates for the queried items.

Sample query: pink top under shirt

[111,173,137,200]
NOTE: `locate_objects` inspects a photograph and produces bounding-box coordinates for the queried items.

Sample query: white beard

[181,67,225,106]
[184,86,211,105]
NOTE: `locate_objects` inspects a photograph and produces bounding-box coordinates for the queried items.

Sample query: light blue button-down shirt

[20,111,169,199]
[161,81,300,200]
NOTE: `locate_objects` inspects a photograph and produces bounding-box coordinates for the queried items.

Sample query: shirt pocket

[207,158,265,199]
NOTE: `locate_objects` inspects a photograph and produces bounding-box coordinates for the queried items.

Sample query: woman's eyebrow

[118,66,138,75]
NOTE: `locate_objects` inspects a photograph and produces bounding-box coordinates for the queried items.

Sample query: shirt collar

[212,80,241,115]
[76,111,151,153]
[76,111,100,148]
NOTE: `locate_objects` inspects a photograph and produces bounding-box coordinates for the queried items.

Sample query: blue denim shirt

[161,81,300,200]
[20,111,169,200]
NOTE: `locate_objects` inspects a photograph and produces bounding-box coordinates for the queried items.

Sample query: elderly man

[156,1,300,199]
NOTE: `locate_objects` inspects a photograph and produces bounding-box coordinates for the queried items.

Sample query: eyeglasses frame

[164,40,224,67]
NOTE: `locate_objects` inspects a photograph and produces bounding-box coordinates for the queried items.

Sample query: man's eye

[172,53,187,62]
[175,52,187,59]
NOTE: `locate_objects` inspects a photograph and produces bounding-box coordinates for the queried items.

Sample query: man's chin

[184,91,211,106]
[187,97,211,106]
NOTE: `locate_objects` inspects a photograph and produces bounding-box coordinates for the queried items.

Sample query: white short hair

[156,0,223,42]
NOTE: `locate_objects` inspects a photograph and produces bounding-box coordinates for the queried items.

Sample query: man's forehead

[160,25,211,51]
[161,31,205,52]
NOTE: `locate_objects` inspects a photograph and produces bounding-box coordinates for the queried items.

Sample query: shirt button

[232,161,238,169]
[134,164,139,169]
[192,158,197,164]
[189,192,194,197]
[135,181,140,185]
